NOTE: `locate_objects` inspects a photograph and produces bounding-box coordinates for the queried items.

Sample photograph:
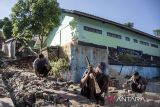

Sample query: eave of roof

[62,9,160,41]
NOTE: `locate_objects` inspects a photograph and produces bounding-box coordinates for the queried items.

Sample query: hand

[88,65,93,73]
[122,83,127,88]
[137,84,141,89]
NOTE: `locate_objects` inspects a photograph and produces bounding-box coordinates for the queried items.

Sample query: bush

[50,58,70,78]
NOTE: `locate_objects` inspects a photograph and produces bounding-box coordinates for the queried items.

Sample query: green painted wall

[77,16,160,57]
[48,12,160,57]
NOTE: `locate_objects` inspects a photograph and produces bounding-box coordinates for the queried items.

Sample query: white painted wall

[2,40,16,59]
[49,14,74,46]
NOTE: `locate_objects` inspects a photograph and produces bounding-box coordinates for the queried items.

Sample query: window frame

[107,32,122,39]
[151,43,158,48]
[139,41,149,46]
[125,37,130,41]
[84,26,102,34]
[133,39,138,43]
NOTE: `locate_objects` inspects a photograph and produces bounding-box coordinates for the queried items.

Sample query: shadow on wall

[41,46,72,81]
[71,44,108,83]
[109,65,160,79]
[41,46,70,61]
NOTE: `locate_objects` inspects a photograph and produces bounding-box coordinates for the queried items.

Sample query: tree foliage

[124,22,134,28]
[153,29,160,36]
[0,30,4,40]
[0,17,13,39]
[69,19,78,41]
[11,0,61,49]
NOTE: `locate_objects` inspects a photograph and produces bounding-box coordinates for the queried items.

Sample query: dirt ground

[0,67,96,107]
[0,61,160,107]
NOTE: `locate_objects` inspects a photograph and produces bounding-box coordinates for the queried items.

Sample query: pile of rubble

[0,74,9,98]
[8,56,36,71]
[1,67,160,107]
[2,71,94,107]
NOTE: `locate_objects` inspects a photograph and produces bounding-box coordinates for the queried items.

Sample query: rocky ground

[0,67,96,107]
[0,72,14,107]
[0,60,160,107]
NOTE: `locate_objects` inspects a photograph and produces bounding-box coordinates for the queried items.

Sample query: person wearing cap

[123,72,147,93]
[80,62,110,104]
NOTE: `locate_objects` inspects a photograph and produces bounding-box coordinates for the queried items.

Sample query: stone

[0,98,14,107]
[2,68,160,107]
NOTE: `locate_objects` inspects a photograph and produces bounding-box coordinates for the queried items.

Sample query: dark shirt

[127,76,147,85]
[81,69,105,98]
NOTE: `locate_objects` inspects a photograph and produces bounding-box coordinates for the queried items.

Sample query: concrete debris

[1,71,94,107]
[0,98,14,107]
[0,68,160,107]
[0,74,10,98]
[0,73,14,107]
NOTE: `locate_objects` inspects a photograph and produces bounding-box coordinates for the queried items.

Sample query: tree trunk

[19,38,38,55]
[38,35,43,51]
[23,40,38,55]
[40,39,43,50]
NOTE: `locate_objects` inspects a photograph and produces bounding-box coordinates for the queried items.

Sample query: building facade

[47,9,160,82]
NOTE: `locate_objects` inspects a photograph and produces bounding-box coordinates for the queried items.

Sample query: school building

[47,9,160,82]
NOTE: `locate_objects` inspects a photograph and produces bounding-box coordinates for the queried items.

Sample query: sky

[0,0,160,35]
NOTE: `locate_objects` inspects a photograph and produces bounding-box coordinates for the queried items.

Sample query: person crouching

[33,53,51,77]
[80,62,110,104]
[123,72,147,93]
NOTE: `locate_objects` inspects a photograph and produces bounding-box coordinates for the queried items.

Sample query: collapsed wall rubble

[1,68,160,107]
[1,71,93,107]
[2,71,69,106]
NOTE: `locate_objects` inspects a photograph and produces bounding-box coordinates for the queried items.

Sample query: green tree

[0,17,13,39]
[69,19,78,41]
[11,0,61,50]
[0,20,5,28]
[124,22,134,28]
[153,29,160,36]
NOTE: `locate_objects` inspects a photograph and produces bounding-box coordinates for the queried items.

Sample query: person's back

[37,58,48,75]
[33,53,51,77]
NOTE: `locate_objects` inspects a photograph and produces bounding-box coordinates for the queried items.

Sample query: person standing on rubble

[80,62,110,104]
[123,72,147,93]
[33,53,51,77]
